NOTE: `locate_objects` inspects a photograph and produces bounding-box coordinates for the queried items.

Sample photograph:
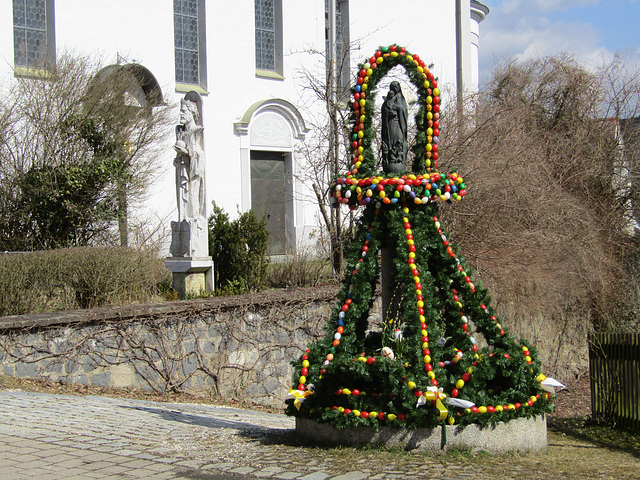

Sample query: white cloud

[481,20,603,71]
[478,0,640,82]
[479,2,613,77]
[500,0,598,14]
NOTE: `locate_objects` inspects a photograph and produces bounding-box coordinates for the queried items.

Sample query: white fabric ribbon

[540,377,566,394]
[446,397,475,409]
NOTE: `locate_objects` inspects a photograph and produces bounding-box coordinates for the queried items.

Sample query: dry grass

[0,247,171,316]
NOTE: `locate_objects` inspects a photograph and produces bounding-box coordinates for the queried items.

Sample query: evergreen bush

[208,203,269,294]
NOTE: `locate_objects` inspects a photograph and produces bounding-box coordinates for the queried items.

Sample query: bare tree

[439,54,640,333]
[293,44,356,273]
[0,53,172,251]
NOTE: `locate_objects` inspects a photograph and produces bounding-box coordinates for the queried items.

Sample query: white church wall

[0,1,486,257]
[348,0,459,110]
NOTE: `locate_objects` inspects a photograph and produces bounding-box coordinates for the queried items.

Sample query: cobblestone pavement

[0,390,498,480]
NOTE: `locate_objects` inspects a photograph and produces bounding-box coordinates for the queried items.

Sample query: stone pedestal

[170,219,208,259]
[165,257,214,298]
[296,415,547,453]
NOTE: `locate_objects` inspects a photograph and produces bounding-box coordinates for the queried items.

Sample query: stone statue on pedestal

[166,91,213,297]
[381,81,408,174]
[174,96,205,223]
[170,92,207,259]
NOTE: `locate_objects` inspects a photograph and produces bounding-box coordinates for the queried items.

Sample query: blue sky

[478,0,640,80]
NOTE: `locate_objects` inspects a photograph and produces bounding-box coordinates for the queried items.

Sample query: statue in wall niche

[170,91,208,258]
[381,80,408,174]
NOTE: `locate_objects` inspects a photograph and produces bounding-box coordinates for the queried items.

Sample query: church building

[0,0,489,256]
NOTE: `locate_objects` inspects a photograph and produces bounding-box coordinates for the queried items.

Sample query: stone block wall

[0,285,587,407]
[0,287,338,408]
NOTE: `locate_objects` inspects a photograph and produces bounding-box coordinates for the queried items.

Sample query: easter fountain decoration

[285,45,564,452]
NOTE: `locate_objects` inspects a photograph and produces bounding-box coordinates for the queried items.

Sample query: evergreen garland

[286,45,555,430]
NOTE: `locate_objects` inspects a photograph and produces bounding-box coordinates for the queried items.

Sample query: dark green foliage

[286,201,553,430]
[208,203,269,294]
[5,159,120,250]
[0,247,171,316]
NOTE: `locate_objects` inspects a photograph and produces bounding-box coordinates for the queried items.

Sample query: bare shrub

[438,54,640,341]
[267,251,333,288]
[0,53,172,250]
[0,247,171,316]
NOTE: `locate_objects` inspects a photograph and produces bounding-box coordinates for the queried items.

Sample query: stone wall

[0,287,338,408]
[0,285,588,408]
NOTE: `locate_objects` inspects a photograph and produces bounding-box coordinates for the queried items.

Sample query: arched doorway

[235,99,308,256]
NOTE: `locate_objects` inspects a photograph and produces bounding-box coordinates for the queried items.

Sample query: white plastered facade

[0,0,488,255]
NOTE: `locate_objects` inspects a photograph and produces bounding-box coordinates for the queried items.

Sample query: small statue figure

[174,95,205,222]
[381,81,408,173]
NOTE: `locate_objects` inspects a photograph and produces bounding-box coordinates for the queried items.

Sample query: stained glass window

[174,0,207,89]
[13,0,55,70]
[255,0,282,75]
